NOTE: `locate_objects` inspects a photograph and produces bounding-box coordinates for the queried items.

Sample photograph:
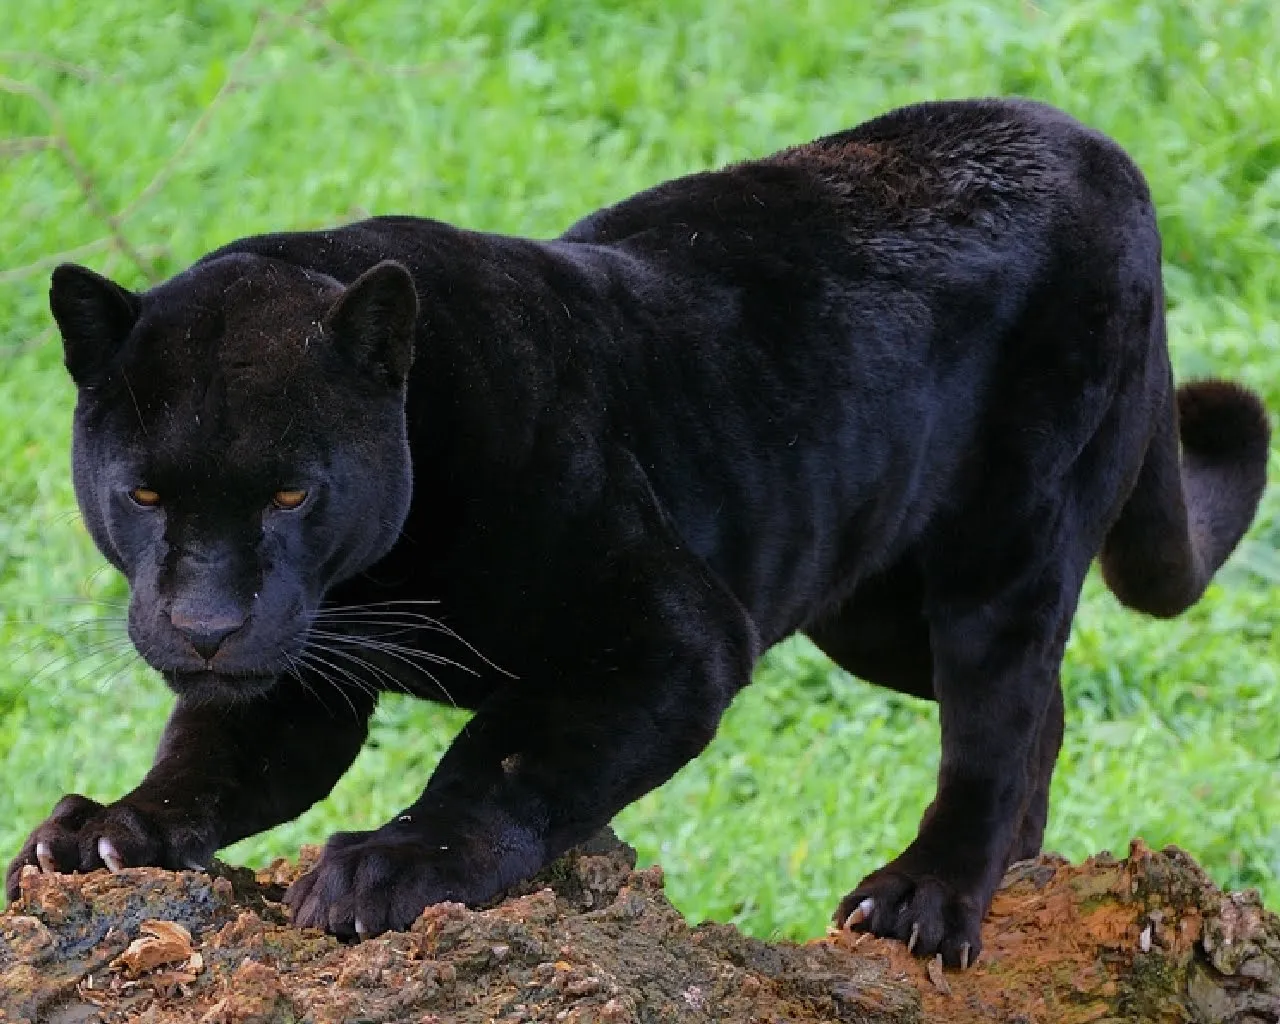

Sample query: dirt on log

[2,830,1278,1024]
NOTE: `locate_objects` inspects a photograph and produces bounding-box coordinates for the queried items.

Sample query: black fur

[8,98,1268,964]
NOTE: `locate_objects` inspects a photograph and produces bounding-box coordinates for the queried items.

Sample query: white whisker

[308,632,462,706]
[307,628,481,678]
[294,651,363,719]
[304,632,460,710]
[311,605,515,679]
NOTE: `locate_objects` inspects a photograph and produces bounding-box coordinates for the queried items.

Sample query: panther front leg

[6,676,374,901]
[285,542,757,937]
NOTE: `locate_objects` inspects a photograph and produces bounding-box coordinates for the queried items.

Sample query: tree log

[2,832,1277,1023]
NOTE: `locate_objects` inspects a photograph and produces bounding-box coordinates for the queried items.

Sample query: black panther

[8,98,1268,967]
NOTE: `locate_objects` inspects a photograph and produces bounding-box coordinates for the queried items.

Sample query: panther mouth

[164,669,279,701]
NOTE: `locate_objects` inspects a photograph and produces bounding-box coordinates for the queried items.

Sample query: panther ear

[49,263,142,386]
[326,260,418,387]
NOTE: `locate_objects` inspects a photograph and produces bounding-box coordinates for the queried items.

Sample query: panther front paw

[284,826,496,939]
[5,793,217,902]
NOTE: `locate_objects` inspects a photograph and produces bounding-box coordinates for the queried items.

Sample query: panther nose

[168,608,246,660]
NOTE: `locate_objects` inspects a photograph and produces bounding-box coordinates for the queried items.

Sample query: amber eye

[129,487,161,507]
[271,489,308,511]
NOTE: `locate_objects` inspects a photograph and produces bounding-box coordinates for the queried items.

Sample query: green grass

[2,0,1278,942]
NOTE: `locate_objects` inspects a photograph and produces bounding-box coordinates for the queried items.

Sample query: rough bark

[2,831,1277,1023]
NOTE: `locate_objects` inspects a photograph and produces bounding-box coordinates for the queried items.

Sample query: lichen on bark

[2,834,1277,1023]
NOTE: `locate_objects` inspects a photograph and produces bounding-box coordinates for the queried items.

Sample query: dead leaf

[111,920,195,977]
[149,969,197,998]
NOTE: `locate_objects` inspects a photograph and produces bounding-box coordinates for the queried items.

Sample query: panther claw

[97,838,124,874]
[843,897,875,929]
[961,942,971,971]
[907,921,920,955]
[35,841,56,874]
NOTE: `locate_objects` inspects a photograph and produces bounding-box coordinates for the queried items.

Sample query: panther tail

[1100,371,1270,618]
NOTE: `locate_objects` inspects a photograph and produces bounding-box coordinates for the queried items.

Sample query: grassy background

[2,0,1278,941]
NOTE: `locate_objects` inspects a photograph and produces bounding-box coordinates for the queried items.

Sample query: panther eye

[129,487,161,507]
[271,489,308,511]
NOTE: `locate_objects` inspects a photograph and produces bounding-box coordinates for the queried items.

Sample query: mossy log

[2,832,1277,1023]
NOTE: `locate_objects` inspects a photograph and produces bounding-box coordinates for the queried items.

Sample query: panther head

[49,253,419,701]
